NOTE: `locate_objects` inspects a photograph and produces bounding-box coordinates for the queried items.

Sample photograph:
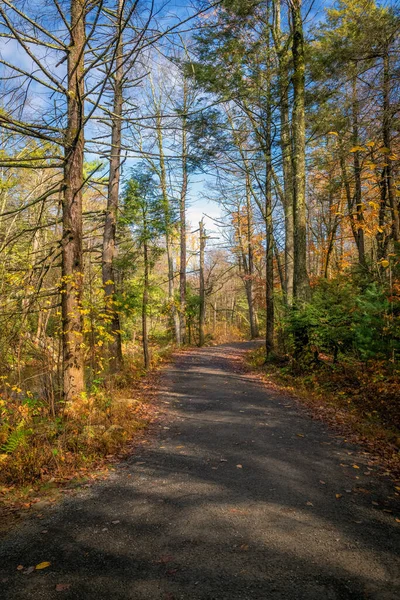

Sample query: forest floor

[0,341,399,600]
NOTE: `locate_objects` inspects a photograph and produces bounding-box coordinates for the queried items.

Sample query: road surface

[1,342,399,599]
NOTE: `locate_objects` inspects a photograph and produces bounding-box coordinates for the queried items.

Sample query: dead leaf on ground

[296,434,304,438]
[155,555,174,564]
[16,565,24,571]
[335,494,342,499]
[35,561,51,570]
[239,544,249,551]
[352,465,360,469]
[111,520,120,524]
[55,583,71,592]
[306,501,313,506]
[236,464,243,469]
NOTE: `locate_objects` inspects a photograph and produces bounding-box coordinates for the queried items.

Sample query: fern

[1,425,30,454]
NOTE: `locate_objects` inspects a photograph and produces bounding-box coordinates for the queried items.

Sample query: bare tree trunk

[290,0,309,302]
[273,0,294,304]
[198,219,206,347]
[265,4,274,356]
[62,0,85,402]
[265,134,274,356]
[155,110,180,344]
[351,77,366,268]
[179,77,188,344]
[142,238,150,369]
[245,174,259,338]
[382,51,399,242]
[102,0,124,373]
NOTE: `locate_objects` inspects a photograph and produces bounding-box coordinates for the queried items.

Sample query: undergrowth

[0,345,172,492]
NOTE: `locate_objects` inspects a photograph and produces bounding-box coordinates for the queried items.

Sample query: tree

[290,0,310,302]
[123,168,165,369]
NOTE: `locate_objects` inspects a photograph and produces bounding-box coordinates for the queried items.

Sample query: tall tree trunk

[265,2,274,355]
[273,0,294,304]
[62,0,85,402]
[245,174,259,338]
[351,76,366,268]
[265,136,274,356]
[382,51,399,243]
[155,110,180,344]
[102,0,124,373]
[198,219,206,347]
[290,0,309,302]
[179,77,188,344]
[142,238,150,369]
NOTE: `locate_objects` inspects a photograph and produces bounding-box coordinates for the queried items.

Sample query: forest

[0,0,399,490]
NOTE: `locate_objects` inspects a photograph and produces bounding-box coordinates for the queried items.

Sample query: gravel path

[1,342,399,600]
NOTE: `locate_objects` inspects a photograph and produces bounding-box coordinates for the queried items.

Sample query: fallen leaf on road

[306,501,313,506]
[319,480,326,484]
[111,520,120,524]
[335,494,342,499]
[35,562,51,570]
[155,555,174,564]
[56,583,71,592]
[239,544,249,551]
[296,434,304,438]
[236,464,243,469]
[17,565,24,571]
[352,465,360,469]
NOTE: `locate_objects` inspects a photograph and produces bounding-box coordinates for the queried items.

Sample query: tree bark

[198,219,206,347]
[62,0,86,402]
[382,51,399,242]
[142,237,150,369]
[179,77,189,345]
[273,0,294,304]
[245,174,259,338]
[265,132,274,356]
[351,76,366,268]
[155,110,180,344]
[290,0,309,302]
[102,0,124,373]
